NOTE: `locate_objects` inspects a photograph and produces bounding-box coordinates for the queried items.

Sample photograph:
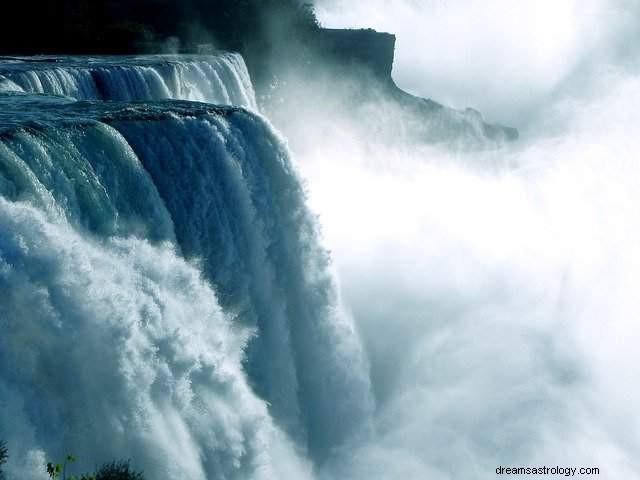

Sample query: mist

[314,0,640,127]
[275,1,640,478]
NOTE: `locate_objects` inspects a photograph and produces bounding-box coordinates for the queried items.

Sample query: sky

[314,0,640,127]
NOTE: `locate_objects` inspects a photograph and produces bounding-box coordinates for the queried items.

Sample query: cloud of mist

[314,0,640,127]
[296,67,640,478]
[262,3,640,478]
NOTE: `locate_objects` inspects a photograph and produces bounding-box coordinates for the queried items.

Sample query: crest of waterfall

[0,54,256,109]
[0,75,23,93]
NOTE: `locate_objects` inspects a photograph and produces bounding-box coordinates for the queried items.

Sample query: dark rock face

[316,28,396,81]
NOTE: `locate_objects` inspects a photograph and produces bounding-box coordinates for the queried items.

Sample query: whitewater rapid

[0,55,371,479]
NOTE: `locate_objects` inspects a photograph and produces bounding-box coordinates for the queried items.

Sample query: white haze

[286,1,640,478]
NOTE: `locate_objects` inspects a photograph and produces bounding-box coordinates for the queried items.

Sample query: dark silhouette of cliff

[0,1,317,56]
[261,27,518,146]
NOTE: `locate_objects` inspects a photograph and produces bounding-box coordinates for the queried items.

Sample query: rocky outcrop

[262,27,518,146]
[316,28,396,81]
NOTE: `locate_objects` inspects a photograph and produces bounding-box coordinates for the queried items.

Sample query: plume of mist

[265,2,640,478]
[296,66,640,479]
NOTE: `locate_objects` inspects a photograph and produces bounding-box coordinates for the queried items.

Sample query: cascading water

[0,53,256,108]
[0,54,371,479]
[0,75,22,93]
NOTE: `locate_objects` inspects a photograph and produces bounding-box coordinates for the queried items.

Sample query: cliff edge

[316,28,397,81]
[259,27,519,147]
[317,28,518,143]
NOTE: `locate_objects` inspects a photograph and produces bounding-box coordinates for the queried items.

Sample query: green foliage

[95,460,145,480]
[46,461,63,479]
[0,441,7,480]
[0,441,7,466]
[0,444,144,480]
[45,455,143,480]
[46,454,95,480]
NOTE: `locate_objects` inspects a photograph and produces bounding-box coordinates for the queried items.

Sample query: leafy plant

[95,460,145,480]
[46,454,95,480]
[45,455,144,480]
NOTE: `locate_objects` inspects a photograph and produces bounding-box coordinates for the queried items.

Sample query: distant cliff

[259,27,519,146]
[315,28,396,81]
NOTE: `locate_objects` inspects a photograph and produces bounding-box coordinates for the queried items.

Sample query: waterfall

[0,54,371,479]
[0,75,22,93]
[0,54,256,108]
[0,197,286,480]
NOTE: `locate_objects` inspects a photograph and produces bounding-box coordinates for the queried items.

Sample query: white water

[0,53,256,109]
[0,75,22,93]
[0,199,310,480]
